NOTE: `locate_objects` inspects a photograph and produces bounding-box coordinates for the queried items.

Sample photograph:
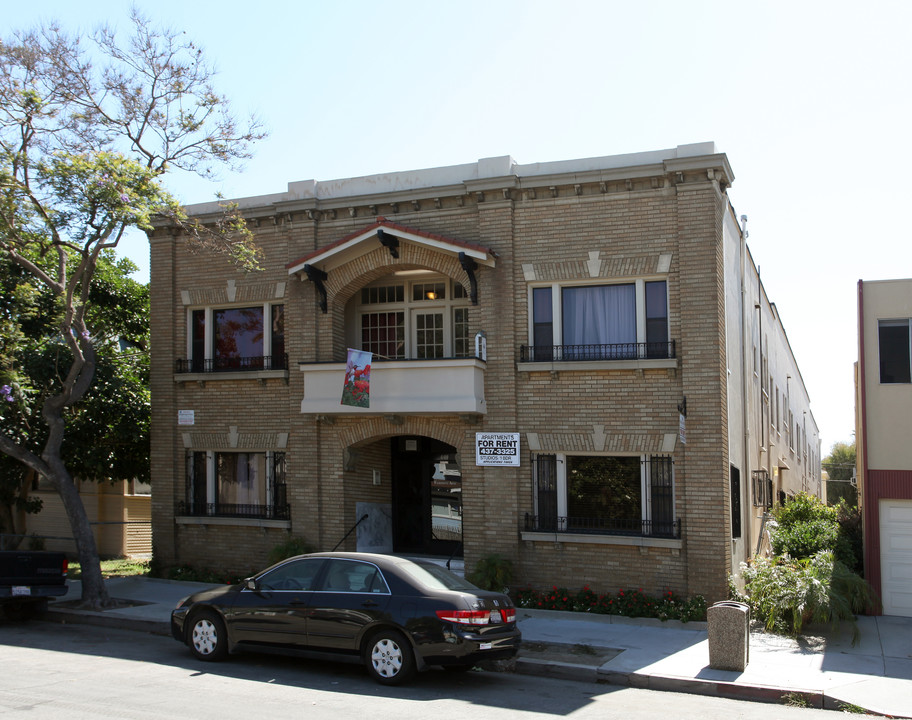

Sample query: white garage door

[880,499,912,617]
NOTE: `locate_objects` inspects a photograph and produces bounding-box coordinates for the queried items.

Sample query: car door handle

[361,600,379,608]
[290,600,308,606]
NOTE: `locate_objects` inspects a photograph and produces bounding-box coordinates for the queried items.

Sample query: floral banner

[341,348,371,408]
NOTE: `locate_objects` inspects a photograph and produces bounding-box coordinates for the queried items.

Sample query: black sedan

[171,552,521,685]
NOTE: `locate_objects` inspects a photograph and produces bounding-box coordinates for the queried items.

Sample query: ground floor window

[181,451,288,520]
[527,453,677,537]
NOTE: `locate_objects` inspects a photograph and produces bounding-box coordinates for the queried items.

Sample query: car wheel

[188,610,228,661]
[364,629,415,685]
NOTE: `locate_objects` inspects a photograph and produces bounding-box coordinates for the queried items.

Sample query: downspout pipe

[739,215,751,564]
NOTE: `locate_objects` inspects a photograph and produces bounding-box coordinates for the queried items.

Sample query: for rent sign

[475,432,520,466]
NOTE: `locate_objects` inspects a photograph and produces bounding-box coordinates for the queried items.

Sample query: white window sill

[517,358,678,373]
[174,369,289,383]
[521,531,682,549]
[176,516,291,530]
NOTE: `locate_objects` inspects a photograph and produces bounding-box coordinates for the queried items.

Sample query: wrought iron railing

[524,513,681,539]
[175,354,288,373]
[177,501,290,521]
[519,341,675,363]
[751,469,773,509]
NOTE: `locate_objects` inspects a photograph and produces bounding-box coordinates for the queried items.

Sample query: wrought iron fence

[519,341,676,363]
[751,469,773,508]
[174,354,288,373]
[177,501,290,521]
[524,513,681,539]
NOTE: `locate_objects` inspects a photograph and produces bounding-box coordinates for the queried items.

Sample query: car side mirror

[246,578,258,591]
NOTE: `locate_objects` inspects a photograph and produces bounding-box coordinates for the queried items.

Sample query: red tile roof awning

[286,217,497,276]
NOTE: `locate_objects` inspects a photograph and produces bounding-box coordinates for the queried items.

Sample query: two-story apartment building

[149,143,819,602]
[857,278,912,617]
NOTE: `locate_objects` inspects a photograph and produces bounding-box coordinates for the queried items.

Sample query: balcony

[175,354,288,373]
[517,341,677,373]
[174,354,289,384]
[298,357,486,416]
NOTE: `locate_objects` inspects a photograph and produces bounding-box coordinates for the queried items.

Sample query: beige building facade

[149,143,819,603]
[857,278,912,617]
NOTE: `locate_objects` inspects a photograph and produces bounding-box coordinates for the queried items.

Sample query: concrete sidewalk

[44,577,912,718]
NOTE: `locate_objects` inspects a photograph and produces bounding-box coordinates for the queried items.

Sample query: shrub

[770,492,857,570]
[835,501,863,574]
[771,518,840,559]
[741,550,879,639]
[266,536,315,566]
[773,492,835,527]
[467,553,514,592]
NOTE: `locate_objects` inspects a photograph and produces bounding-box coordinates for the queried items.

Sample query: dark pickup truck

[0,550,69,620]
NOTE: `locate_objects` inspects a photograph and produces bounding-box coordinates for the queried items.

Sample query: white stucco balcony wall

[299,358,486,415]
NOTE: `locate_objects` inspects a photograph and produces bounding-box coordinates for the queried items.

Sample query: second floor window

[528,279,669,361]
[879,319,911,383]
[188,303,285,371]
[353,276,471,360]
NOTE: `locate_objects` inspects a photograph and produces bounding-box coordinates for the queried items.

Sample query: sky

[6,0,911,455]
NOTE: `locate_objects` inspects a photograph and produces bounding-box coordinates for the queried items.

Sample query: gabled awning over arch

[286,218,497,311]
[286,217,497,275]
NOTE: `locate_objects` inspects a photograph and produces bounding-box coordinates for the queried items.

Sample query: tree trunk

[50,468,110,609]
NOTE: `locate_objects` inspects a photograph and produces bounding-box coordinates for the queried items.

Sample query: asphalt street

[0,621,839,720]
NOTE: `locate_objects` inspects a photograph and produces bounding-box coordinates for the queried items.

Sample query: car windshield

[400,561,481,592]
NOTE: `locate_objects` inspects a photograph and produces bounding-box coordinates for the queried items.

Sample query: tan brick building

[150,143,820,603]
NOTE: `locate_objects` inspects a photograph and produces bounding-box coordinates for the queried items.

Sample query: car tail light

[62,559,69,577]
[436,608,515,625]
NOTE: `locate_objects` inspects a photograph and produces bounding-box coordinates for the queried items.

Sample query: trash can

[707,601,750,671]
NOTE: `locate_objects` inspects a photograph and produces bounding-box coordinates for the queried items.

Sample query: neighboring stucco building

[149,143,819,602]
[856,278,912,617]
[27,478,151,558]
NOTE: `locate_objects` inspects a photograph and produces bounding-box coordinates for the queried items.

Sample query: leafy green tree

[0,250,149,549]
[0,11,265,608]
[823,441,857,507]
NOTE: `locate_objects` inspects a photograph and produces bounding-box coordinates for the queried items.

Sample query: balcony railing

[177,501,291,521]
[519,341,676,363]
[524,513,681,539]
[175,354,288,373]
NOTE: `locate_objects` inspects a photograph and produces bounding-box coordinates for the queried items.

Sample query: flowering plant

[514,585,706,623]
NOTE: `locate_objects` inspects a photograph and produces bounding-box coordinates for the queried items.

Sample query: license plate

[479,642,492,650]
[12,586,31,597]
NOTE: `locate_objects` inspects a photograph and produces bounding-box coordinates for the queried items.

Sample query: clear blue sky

[7,0,912,455]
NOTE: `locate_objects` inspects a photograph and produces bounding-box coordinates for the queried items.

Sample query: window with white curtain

[528,279,668,361]
[562,284,637,347]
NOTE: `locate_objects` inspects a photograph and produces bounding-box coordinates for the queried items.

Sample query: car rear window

[400,562,481,592]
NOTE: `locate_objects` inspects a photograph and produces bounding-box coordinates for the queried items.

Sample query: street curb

[514,656,601,683]
[620,671,825,709]
[44,607,170,636]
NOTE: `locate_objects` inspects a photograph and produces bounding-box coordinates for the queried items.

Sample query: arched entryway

[391,435,462,557]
